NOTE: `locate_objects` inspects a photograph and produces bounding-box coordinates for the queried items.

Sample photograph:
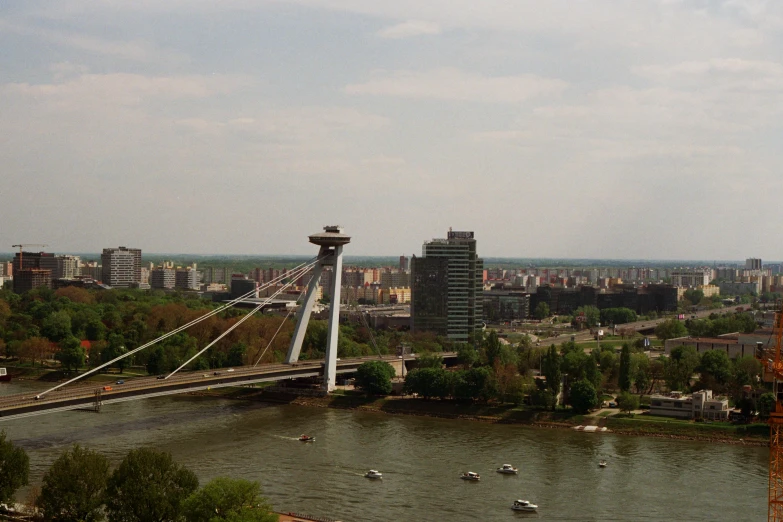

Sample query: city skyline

[3,2,783,258]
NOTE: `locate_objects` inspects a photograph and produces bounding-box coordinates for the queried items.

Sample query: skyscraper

[411,230,483,342]
[101,247,142,288]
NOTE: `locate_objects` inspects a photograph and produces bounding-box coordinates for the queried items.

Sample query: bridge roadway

[0,353,457,422]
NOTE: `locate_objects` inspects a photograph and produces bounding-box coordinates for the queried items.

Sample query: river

[0,380,768,521]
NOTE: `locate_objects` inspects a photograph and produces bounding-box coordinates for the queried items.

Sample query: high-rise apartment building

[399,255,409,271]
[746,258,762,271]
[150,267,175,289]
[54,255,80,279]
[175,268,200,291]
[411,230,483,342]
[101,247,142,288]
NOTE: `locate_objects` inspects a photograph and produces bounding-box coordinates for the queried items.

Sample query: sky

[1,0,782,259]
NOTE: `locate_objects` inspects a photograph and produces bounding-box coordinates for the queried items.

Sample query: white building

[650,390,729,420]
[670,268,712,288]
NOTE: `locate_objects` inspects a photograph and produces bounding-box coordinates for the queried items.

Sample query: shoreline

[191,389,769,447]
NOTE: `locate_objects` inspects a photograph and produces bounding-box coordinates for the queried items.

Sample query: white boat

[364,470,383,479]
[460,471,480,481]
[496,464,519,474]
[511,500,538,512]
[599,460,607,468]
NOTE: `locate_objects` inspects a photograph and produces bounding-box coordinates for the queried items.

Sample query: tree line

[0,431,277,522]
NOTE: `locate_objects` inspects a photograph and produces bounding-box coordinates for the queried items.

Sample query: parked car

[226,368,235,372]
[116,380,124,385]
[608,401,618,408]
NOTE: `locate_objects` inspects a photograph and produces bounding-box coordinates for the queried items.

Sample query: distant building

[150,267,175,289]
[175,268,200,291]
[483,290,530,323]
[380,271,410,289]
[718,280,761,296]
[399,255,409,271]
[670,268,711,287]
[54,255,80,279]
[12,251,57,293]
[746,258,762,271]
[650,390,729,421]
[230,275,258,299]
[411,230,483,342]
[101,247,142,288]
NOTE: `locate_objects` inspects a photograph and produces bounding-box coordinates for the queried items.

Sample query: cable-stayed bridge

[0,226,453,422]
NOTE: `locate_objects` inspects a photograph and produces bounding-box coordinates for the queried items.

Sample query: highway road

[539,307,733,346]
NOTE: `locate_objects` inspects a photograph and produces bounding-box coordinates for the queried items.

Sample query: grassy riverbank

[196,387,768,445]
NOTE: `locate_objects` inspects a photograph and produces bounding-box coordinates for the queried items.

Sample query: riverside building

[411,230,483,342]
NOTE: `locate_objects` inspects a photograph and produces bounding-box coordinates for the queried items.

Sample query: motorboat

[460,471,480,481]
[0,369,9,383]
[511,500,538,512]
[496,464,518,475]
[298,434,315,442]
[364,469,383,479]
[599,460,607,468]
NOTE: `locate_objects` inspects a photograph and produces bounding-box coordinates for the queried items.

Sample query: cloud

[0,18,188,65]
[345,67,567,103]
[377,20,441,39]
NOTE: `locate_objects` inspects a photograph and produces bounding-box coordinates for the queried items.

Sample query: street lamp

[596,322,601,353]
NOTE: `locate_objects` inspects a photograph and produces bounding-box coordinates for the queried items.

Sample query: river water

[0,380,768,521]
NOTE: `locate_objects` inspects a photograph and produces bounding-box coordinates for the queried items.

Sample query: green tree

[698,350,732,390]
[456,344,478,369]
[38,444,110,522]
[404,368,450,399]
[683,289,704,306]
[453,367,496,402]
[568,379,598,414]
[541,345,561,398]
[530,387,556,410]
[631,353,650,394]
[758,392,776,419]
[55,336,85,372]
[354,360,396,395]
[618,344,631,392]
[600,307,637,325]
[617,391,640,413]
[227,342,247,367]
[182,477,278,522]
[662,346,700,391]
[42,311,73,342]
[415,352,444,370]
[0,430,29,503]
[534,302,550,320]
[573,306,600,328]
[105,448,198,522]
[654,319,688,340]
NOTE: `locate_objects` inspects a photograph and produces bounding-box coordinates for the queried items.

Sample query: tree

[683,289,704,306]
[0,430,29,503]
[415,352,444,370]
[758,393,776,419]
[541,345,561,398]
[654,319,688,340]
[456,344,478,369]
[105,448,198,522]
[534,302,550,320]
[38,445,110,522]
[453,367,496,402]
[404,368,450,399]
[18,336,52,366]
[618,344,631,392]
[568,379,598,414]
[698,350,732,391]
[631,353,650,394]
[227,342,247,367]
[182,477,277,522]
[662,346,700,391]
[42,311,73,342]
[573,306,600,328]
[617,391,640,413]
[354,361,396,395]
[600,307,637,325]
[55,336,85,372]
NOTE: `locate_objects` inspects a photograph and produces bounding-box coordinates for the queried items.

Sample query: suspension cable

[253,284,308,367]
[38,256,322,397]
[167,261,318,377]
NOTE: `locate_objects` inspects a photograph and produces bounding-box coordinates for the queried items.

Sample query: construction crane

[760,310,783,521]
[11,244,48,269]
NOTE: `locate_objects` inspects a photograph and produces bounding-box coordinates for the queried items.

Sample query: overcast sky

[1,1,782,259]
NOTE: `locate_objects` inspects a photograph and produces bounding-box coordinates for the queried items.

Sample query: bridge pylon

[285,226,350,391]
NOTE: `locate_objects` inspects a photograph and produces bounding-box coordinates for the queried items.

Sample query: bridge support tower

[285,226,350,391]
